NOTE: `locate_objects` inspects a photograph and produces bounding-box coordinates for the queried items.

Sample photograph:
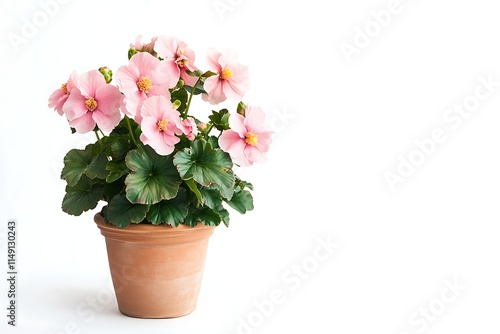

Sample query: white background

[1,0,500,333]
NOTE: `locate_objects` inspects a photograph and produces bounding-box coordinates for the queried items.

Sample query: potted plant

[48,35,273,318]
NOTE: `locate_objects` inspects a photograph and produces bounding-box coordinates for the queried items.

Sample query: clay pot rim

[94,213,216,243]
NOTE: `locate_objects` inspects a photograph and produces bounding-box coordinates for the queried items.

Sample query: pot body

[94,214,215,318]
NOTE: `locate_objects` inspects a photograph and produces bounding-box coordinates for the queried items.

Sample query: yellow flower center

[176,58,188,67]
[61,83,69,94]
[157,119,168,132]
[137,76,153,93]
[245,132,258,146]
[85,97,98,112]
[220,68,233,80]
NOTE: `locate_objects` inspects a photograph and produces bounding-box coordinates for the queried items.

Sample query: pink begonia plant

[50,34,273,229]
[219,106,273,166]
[203,48,249,105]
[62,70,122,133]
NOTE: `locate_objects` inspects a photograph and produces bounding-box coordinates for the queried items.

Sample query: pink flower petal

[92,109,121,132]
[219,130,246,154]
[204,77,226,104]
[255,131,273,152]
[244,146,267,164]
[69,112,96,134]
[206,48,222,72]
[63,89,88,120]
[78,70,105,98]
[95,85,122,115]
[228,114,247,137]
[244,106,266,133]
[154,36,177,58]
[218,49,238,68]
[48,89,66,115]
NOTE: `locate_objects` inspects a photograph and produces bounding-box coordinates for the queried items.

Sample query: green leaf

[209,109,230,131]
[171,88,188,114]
[236,178,254,191]
[86,153,108,179]
[184,206,221,227]
[201,70,217,78]
[61,148,94,186]
[106,160,128,183]
[199,186,223,210]
[125,145,181,205]
[173,140,235,197]
[216,205,230,227]
[62,176,103,216]
[146,188,188,227]
[110,116,139,137]
[207,135,219,149]
[184,84,207,95]
[102,176,125,203]
[109,136,133,160]
[106,194,149,228]
[199,186,230,226]
[185,178,202,204]
[225,190,254,214]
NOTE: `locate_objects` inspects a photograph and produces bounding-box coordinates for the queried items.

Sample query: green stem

[94,130,103,151]
[124,116,139,147]
[185,76,203,116]
[98,129,105,138]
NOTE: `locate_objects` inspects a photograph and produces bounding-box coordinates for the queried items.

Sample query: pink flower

[179,117,198,141]
[130,35,158,55]
[139,96,183,155]
[63,70,122,133]
[219,106,272,166]
[115,52,177,120]
[48,71,78,116]
[154,36,198,87]
[204,49,249,105]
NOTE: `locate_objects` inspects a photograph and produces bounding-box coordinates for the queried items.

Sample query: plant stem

[94,130,103,151]
[185,76,203,116]
[124,116,139,147]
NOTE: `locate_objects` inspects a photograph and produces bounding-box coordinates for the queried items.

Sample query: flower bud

[237,101,246,117]
[98,67,113,84]
[197,122,207,131]
[174,79,185,90]
[128,48,138,60]
[172,100,182,110]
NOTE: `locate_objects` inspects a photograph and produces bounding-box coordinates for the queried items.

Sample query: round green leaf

[146,188,188,227]
[62,176,103,216]
[225,190,254,214]
[125,145,181,205]
[173,140,235,192]
[106,194,149,229]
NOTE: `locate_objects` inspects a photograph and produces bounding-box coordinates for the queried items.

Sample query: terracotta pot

[94,213,215,318]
